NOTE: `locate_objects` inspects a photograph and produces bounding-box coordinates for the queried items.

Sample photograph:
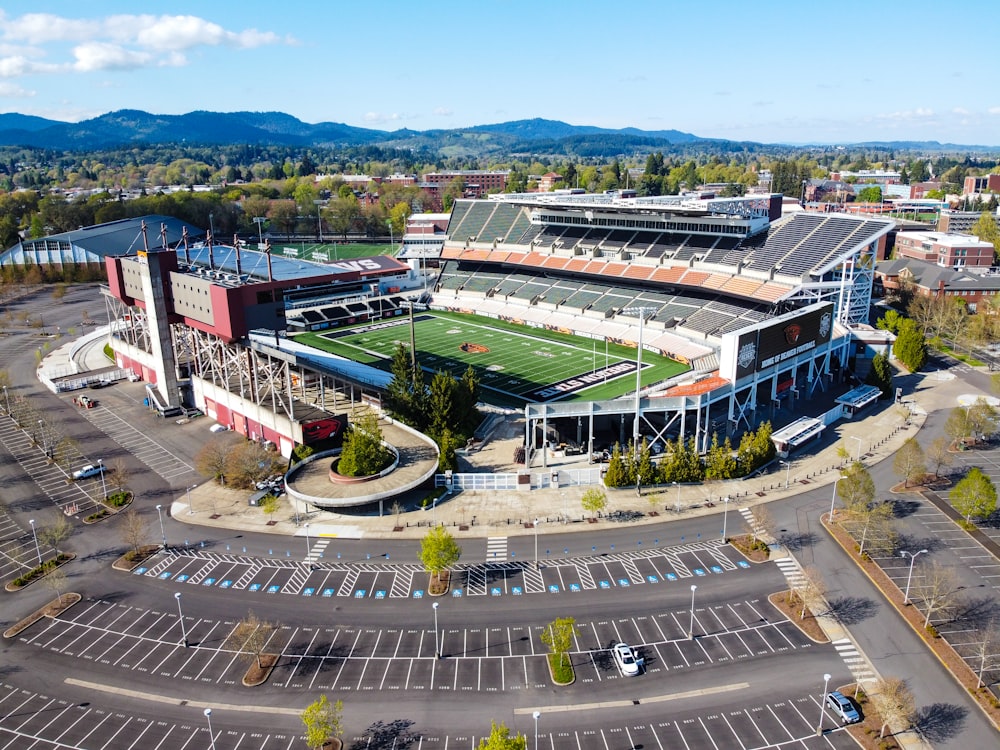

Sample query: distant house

[876,257,1000,312]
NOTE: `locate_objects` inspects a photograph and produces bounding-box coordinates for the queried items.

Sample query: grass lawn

[272,242,396,263]
[293,310,689,406]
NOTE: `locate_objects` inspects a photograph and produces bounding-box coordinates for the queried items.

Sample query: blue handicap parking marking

[665,572,678,581]
[375,590,386,599]
[202,578,216,586]
[413,590,424,599]
[267,584,280,593]
[220,580,232,589]
[303,587,315,597]
[647,575,659,584]
[617,578,630,587]
[452,588,463,597]
[176,574,189,583]
[710,565,723,574]
[569,582,581,592]
[322,588,334,597]
[512,586,523,595]
[491,586,502,596]
[694,568,706,577]
[158,571,172,579]
[548,584,560,593]
[249,583,261,592]
[133,567,147,575]
[599,580,611,589]
[354,589,366,598]
[738,560,750,569]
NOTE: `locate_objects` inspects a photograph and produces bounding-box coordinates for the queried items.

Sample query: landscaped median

[4,553,74,592]
[822,512,1000,730]
[3,592,81,639]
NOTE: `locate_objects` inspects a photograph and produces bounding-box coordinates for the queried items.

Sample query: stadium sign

[719,302,834,381]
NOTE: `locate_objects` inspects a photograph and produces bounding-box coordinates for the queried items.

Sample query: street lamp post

[673,481,681,513]
[155,504,167,549]
[688,584,697,639]
[186,484,196,515]
[722,496,730,541]
[387,219,394,251]
[780,460,791,489]
[532,710,541,750]
[174,592,188,647]
[38,420,46,456]
[304,522,311,566]
[253,217,265,248]
[98,458,107,501]
[816,672,832,736]
[829,477,841,522]
[621,306,656,455]
[204,708,216,750]
[901,549,929,604]
[533,518,542,569]
[314,200,324,243]
[849,435,863,463]
[29,519,41,566]
[432,602,441,659]
[2,385,8,415]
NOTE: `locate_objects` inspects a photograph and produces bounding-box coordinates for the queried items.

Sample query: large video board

[719,302,834,381]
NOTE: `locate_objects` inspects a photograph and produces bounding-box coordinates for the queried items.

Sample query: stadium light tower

[621,306,657,456]
[314,200,324,243]
[253,217,265,248]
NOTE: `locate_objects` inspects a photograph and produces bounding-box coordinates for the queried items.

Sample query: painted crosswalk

[486,536,507,561]
[832,637,877,685]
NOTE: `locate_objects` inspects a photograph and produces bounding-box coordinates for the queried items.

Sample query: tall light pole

[314,200,324,243]
[829,477,841,522]
[155,504,167,549]
[186,484,196,515]
[204,708,216,750]
[621,306,656,454]
[533,518,541,570]
[532,710,541,750]
[688,584,697,639]
[2,385,8,415]
[849,435,863,463]
[432,602,441,659]
[673,481,681,513]
[780,459,791,489]
[816,672,831,736]
[304,522,311,566]
[253,216,266,249]
[722,496,730,541]
[28,519,41,566]
[175,592,188,647]
[38,419,46,456]
[387,219,394,251]
[901,549,929,604]
[97,458,107,500]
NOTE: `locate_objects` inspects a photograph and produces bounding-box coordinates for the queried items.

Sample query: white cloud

[72,43,152,73]
[989,106,1000,115]
[433,107,453,117]
[875,108,935,122]
[0,81,32,97]
[363,112,404,124]
[953,107,970,115]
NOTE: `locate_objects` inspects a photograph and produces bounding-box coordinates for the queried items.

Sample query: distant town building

[963,174,1000,196]
[894,230,995,268]
[831,170,901,185]
[938,208,998,233]
[876,258,1000,312]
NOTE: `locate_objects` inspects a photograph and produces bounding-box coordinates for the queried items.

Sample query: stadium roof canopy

[2,215,204,266]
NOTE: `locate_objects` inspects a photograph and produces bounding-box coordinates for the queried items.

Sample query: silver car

[826,691,860,724]
[611,642,641,677]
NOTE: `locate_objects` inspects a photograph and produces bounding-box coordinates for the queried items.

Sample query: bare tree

[391,500,403,529]
[892,438,926,488]
[119,508,149,557]
[846,501,896,557]
[926,436,953,479]
[106,457,130,495]
[52,436,79,476]
[748,504,775,546]
[971,619,1000,690]
[909,561,962,628]
[868,677,915,738]
[226,610,276,670]
[227,441,282,490]
[195,438,236,485]
[43,565,69,607]
[38,515,72,556]
[792,565,827,620]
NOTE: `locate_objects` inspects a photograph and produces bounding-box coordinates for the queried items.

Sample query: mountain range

[0,110,990,155]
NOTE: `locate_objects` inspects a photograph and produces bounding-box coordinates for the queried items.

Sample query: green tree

[970,211,1000,257]
[945,406,972,447]
[950,467,998,522]
[602,443,629,487]
[704,433,738,480]
[866,352,893,400]
[301,695,343,750]
[337,411,392,477]
[437,427,458,473]
[892,437,926,488]
[267,199,298,242]
[418,525,462,577]
[477,721,526,750]
[856,185,883,203]
[581,487,608,520]
[327,194,361,238]
[893,319,927,372]
[385,343,425,427]
[967,397,997,441]
[876,309,903,334]
[427,370,457,439]
[540,616,579,668]
[838,461,875,514]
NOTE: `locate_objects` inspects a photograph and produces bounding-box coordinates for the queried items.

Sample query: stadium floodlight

[620,306,657,462]
[253,217,266,248]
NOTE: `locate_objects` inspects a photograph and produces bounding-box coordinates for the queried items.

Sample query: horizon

[2,2,999,146]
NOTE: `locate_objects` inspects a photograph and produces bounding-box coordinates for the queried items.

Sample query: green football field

[294,310,689,405]
[273,242,396,263]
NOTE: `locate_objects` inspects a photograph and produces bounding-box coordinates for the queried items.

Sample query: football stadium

[74,190,892,501]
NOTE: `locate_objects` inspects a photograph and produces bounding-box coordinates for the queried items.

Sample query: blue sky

[2,1,999,146]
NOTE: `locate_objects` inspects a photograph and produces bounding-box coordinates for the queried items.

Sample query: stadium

[77,191,892,505]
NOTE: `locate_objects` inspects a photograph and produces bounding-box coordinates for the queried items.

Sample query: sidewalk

[175,379,941,541]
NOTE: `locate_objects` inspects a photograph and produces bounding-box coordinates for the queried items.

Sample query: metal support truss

[102,289,152,354]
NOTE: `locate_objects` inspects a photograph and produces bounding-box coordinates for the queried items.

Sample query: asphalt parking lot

[18,589,822,695]
[135,539,747,600]
[0,505,53,580]
[0,681,859,750]
[946,443,1000,551]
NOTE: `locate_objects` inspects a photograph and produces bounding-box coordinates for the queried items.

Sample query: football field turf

[295,310,689,405]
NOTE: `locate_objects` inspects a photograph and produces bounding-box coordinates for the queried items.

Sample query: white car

[209,423,230,433]
[72,464,105,480]
[611,642,642,677]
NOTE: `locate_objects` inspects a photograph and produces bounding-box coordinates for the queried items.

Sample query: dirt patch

[112,545,159,572]
[838,683,905,750]
[242,653,279,687]
[768,591,829,643]
[729,534,770,563]
[4,592,82,638]
[429,570,451,596]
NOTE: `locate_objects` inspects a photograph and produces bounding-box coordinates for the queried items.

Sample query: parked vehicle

[825,691,861,724]
[72,464,105,480]
[611,642,642,677]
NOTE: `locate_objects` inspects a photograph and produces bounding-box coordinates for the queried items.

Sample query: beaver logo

[783,324,802,345]
[460,342,490,353]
